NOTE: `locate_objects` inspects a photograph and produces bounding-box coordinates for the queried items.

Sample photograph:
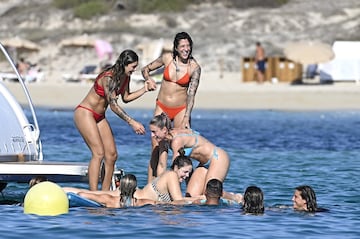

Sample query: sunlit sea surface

[1,109,359,239]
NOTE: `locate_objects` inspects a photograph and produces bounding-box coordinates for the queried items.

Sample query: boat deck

[0,161,89,183]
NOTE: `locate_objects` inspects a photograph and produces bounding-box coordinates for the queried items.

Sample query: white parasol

[283,41,335,65]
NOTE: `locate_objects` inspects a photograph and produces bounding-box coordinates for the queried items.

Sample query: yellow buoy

[24,181,69,216]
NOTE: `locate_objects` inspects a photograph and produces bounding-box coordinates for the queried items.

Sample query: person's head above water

[243,186,264,214]
[292,185,317,212]
[119,174,138,207]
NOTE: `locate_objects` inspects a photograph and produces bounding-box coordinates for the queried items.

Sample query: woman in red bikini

[141,32,201,183]
[74,49,156,191]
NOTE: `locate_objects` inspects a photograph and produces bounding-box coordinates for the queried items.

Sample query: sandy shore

[3,71,360,111]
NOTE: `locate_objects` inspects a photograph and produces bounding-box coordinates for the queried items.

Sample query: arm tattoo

[141,56,163,80]
[105,76,132,123]
[185,65,201,116]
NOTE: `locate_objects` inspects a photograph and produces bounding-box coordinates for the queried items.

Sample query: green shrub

[53,0,110,19]
[73,1,110,19]
[127,0,191,13]
[52,0,88,9]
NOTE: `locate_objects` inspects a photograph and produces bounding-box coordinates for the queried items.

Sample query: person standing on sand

[74,49,157,191]
[141,32,201,183]
[255,42,266,83]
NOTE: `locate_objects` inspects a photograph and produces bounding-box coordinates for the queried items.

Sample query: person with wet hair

[292,185,327,212]
[75,174,155,208]
[71,150,194,206]
[141,32,201,183]
[74,49,157,191]
[149,113,230,197]
[28,176,48,188]
[242,186,264,215]
[136,148,193,203]
[203,178,223,205]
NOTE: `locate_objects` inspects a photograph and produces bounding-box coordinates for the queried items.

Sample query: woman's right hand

[129,119,146,135]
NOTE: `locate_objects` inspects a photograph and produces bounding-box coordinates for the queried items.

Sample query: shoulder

[190,58,200,69]
[170,131,185,145]
[161,170,177,181]
[162,52,173,63]
[316,207,329,213]
[189,59,201,76]
[97,70,113,81]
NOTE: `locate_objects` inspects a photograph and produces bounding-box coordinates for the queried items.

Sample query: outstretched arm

[222,191,243,204]
[78,192,118,208]
[121,78,150,103]
[104,76,145,135]
[141,54,164,91]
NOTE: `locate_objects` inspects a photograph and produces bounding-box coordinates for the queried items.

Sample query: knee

[92,150,105,160]
[105,150,118,162]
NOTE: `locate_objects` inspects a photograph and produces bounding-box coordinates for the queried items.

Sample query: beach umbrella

[283,41,335,65]
[94,39,113,60]
[59,34,96,48]
[0,36,40,51]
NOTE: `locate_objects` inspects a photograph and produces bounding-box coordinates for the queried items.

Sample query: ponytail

[150,112,172,130]
[171,147,192,170]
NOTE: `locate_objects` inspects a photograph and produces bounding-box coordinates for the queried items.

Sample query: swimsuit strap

[116,76,129,95]
[173,130,200,147]
[171,130,200,156]
[163,60,190,87]
[94,71,113,97]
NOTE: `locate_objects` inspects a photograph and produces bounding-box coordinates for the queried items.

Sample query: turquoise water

[1,109,359,238]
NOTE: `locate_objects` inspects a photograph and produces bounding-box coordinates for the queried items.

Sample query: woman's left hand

[129,119,146,135]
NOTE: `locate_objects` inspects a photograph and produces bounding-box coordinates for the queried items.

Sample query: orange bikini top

[163,63,190,87]
[94,71,129,97]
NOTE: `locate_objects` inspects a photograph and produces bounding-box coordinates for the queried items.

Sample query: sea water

[1,109,359,239]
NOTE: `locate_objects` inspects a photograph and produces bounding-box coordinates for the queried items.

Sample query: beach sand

[3,71,360,111]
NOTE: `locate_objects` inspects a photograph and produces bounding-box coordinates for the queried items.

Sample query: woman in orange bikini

[141,32,201,182]
[74,49,156,191]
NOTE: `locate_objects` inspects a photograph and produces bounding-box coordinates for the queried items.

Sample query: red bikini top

[94,71,129,97]
[163,63,190,87]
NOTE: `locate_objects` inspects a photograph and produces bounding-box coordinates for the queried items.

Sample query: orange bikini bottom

[156,99,186,120]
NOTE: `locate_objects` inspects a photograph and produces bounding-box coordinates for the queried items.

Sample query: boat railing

[0,42,43,161]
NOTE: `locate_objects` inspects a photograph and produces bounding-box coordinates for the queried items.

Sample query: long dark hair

[171,148,192,170]
[243,186,264,215]
[172,32,193,60]
[296,185,317,212]
[119,174,137,207]
[108,49,138,93]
